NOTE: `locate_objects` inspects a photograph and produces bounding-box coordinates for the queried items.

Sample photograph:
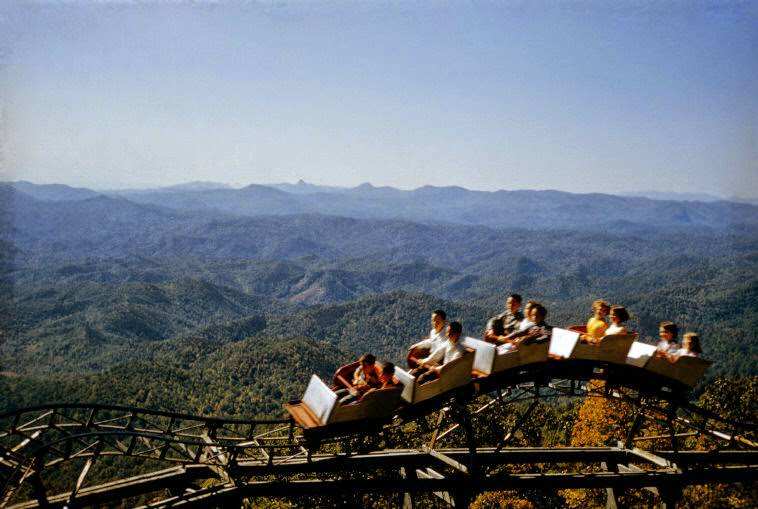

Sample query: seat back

[549,328,580,359]
[625,341,656,368]
[333,361,360,389]
[393,366,416,403]
[301,374,338,425]
[407,347,431,368]
[463,337,496,375]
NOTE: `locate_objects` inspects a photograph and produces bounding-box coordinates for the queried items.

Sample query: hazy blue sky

[2,1,757,196]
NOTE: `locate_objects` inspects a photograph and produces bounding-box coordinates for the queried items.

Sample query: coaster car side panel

[573,333,637,364]
[463,337,497,375]
[645,355,713,388]
[515,339,551,366]
[329,387,403,424]
[463,333,552,378]
[396,350,475,405]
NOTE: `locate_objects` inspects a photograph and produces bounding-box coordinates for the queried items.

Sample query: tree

[470,491,536,509]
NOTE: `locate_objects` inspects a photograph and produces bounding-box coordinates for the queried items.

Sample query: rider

[407,309,448,368]
[413,321,466,384]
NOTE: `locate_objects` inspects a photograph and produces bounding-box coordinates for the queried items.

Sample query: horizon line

[6,178,757,203]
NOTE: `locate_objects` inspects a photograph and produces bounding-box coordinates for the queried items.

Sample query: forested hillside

[1,181,756,419]
[1,181,756,508]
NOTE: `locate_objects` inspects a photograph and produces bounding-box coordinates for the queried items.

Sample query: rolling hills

[1,180,756,420]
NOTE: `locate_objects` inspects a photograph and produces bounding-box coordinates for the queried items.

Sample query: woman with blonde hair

[582,299,610,344]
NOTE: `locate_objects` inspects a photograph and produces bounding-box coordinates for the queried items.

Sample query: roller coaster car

[463,337,549,376]
[623,341,712,388]
[285,374,402,430]
[544,328,635,366]
[394,349,475,404]
[572,333,637,364]
[567,325,587,334]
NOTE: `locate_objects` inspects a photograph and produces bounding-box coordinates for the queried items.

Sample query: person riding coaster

[407,309,447,368]
[410,321,466,385]
[286,306,711,436]
[334,353,381,404]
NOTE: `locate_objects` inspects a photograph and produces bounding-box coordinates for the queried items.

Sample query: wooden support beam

[415,468,454,507]
[601,462,619,509]
[8,466,212,509]
[7,447,757,508]
[130,466,758,508]
[627,447,671,469]
[400,467,415,509]
[633,433,697,442]
[66,450,100,509]
[624,412,645,450]
[658,485,683,509]
[616,464,660,497]
[200,433,232,486]
[428,408,448,450]
[495,400,539,453]
[436,395,501,442]
[29,471,49,509]
[425,448,468,475]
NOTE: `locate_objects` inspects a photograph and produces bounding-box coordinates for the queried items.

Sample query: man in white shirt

[414,321,466,384]
[407,309,448,368]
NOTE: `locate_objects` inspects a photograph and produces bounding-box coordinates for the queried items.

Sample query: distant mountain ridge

[621,190,758,205]
[155,181,235,192]
[6,189,754,263]
[9,181,101,201]
[85,183,758,230]
[4,180,756,231]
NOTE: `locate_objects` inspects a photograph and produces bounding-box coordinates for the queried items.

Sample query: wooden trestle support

[0,377,756,508]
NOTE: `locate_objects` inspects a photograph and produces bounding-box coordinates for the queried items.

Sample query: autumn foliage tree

[678,377,758,509]
[470,491,536,509]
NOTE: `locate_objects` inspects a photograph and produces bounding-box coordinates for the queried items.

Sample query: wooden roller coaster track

[1,363,756,508]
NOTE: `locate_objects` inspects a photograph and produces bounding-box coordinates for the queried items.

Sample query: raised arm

[410,337,433,350]
[419,342,445,369]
